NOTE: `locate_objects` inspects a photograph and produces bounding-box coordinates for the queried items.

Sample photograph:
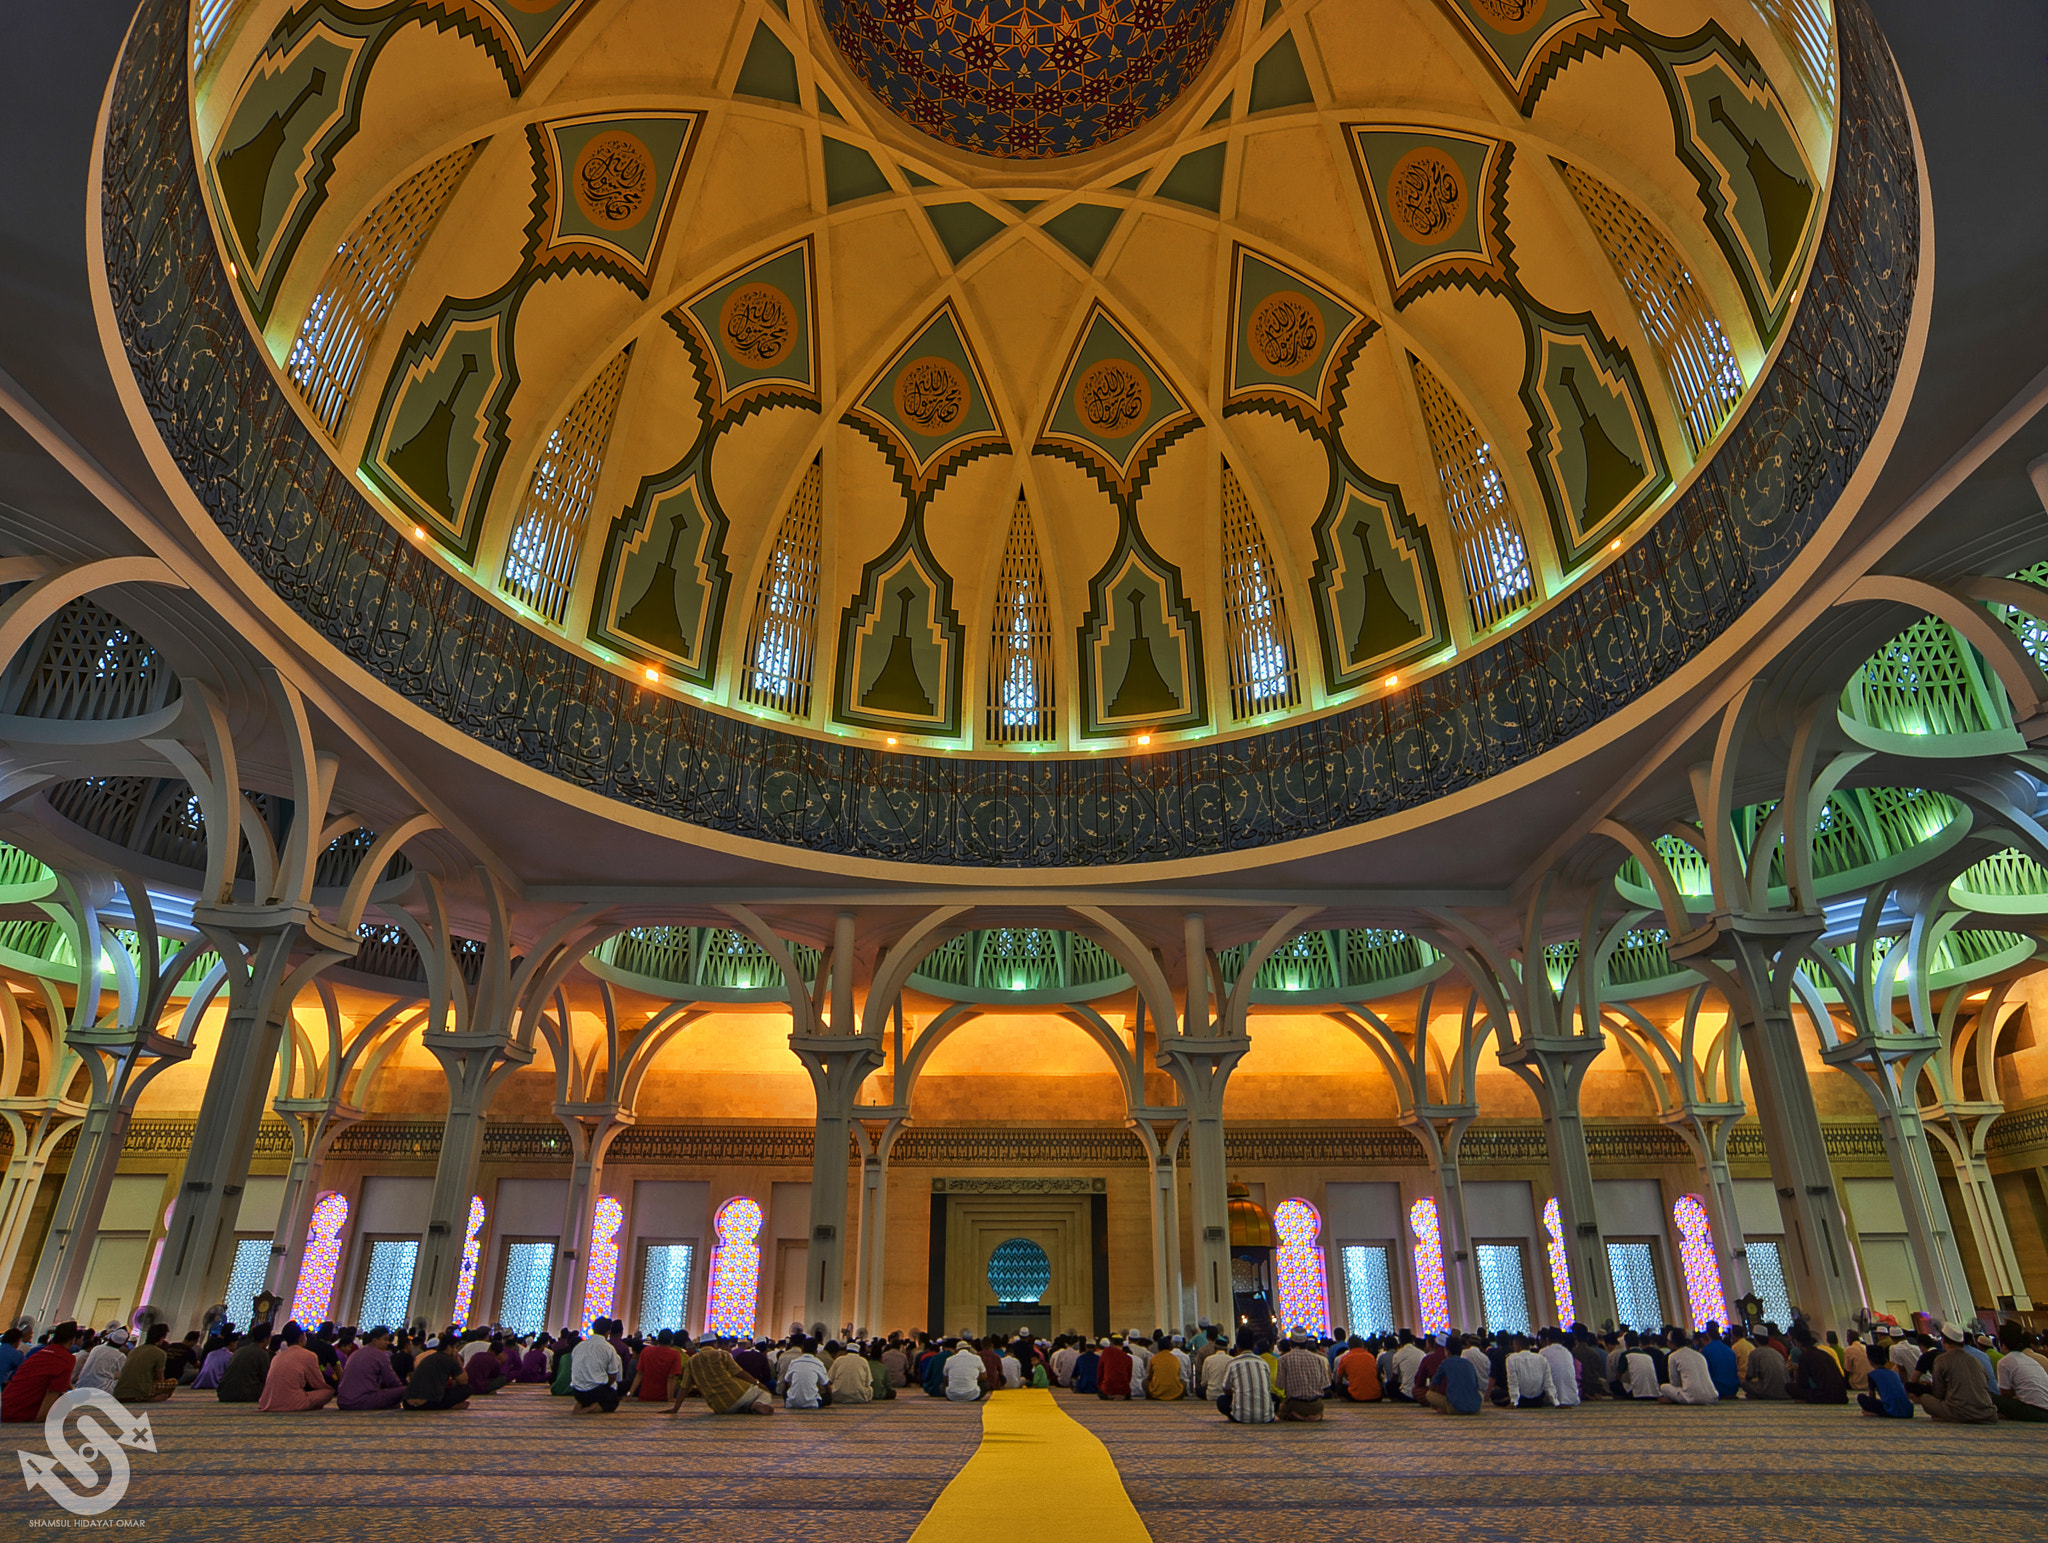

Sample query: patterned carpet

[1059,1393,2048,1542]
[7,1383,2045,1539]
[0,1384,985,1541]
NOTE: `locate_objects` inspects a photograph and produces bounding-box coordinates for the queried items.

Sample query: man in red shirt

[1,1322,77,1423]
[1095,1335,1134,1399]
[631,1331,684,1402]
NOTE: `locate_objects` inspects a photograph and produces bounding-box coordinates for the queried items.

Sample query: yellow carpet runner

[909,1389,1152,1543]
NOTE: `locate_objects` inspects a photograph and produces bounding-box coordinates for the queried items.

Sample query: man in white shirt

[1994,1324,2048,1421]
[782,1341,830,1408]
[1505,1336,1559,1407]
[1460,1336,1492,1387]
[1171,1337,1194,1388]
[75,1326,130,1395]
[1127,1332,1153,1397]
[943,1339,986,1403]
[1537,1329,1581,1407]
[1200,1341,1234,1399]
[1659,1330,1718,1404]
[1050,1338,1079,1386]
[1622,1339,1661,1400]
[1388,1333,1425,1403]
[569,1316,624,1412]
[999,1346,1023,1388]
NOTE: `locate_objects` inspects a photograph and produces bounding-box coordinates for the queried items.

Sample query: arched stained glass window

[706,1196,765,1337]
[451,1196,486,1328]
[1408,1197,1449,1336]
[1271,1199,1329,1336]
[1542,1196,1575,1326]
[580,1195,625,1330]
[290,1192,349,1325]
[1672,1195,1729,1329]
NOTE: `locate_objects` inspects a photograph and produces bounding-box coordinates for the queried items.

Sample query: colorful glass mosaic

[1542,1197,1575,1326]
[451,1196,486,1328]
[1673,1195,1729,1329]
[1272,1198,1331,1337]
[289,1192,348,1325]
[581,1195,624,1330]
[706,1196,764,1338]
[1408,1197,1449,1336]
[821,0,1235,160]
[1339,1244,1395,1336]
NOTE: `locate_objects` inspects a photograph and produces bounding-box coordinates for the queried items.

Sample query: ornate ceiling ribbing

[102,0,1917,866]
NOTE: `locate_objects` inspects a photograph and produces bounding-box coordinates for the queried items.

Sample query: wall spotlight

[412,526,425,540]
[1136,734,1151,746]
[644,667,659,682]
[1385,674,1399,687]
[886,736,898,746]
[1610,538,1622,550]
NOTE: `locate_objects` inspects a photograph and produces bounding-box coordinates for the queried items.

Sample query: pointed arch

[1219,465,1301,719]
[986,495,1055,744]
[500,346,632,625]
[737,459,825,719]
[1409,355,1534,631]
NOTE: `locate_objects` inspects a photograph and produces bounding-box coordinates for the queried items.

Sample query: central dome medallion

[821,0,1237,159]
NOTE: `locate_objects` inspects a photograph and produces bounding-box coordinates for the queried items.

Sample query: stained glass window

[290,1193,348,1325]
[222,1236,270,1324]
[1745,1239,1793,1329]
[1408,1198,1450,1335]
[1339,1245,1394,1337]
[580,1196,625,1330]
[1607,1242,1666,1331]
[1271,1199,1330,1337]
[498,1242,557,1337]
[1541,1197,1575,1326]
[986,1237,1053,1302]
[1475,1243,1531,1334]
[451,1197,486,1328]
[357,1240,419,1330]
[1672,1196,1729,1329]
[706,1197,764,1338]
[638,1244,696,1334]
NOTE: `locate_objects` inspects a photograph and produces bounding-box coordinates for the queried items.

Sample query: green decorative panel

[843,301,1008,503]
[1347,125,1515,306]
[1430,0,1612,108]
[833,526,964,736]
[668,237,819,424]
[1226,246,1374,431]
[588,456,732,688]
[1077,533,1207,738]
[1309,461,1447,693]
[1519,310,1668,565]
[1036,305,1197,503]
[524,111,700,294]
[420,0,598,91]
[360,290,518,561]
[1041,204,1123,268]
[205,8,383,322]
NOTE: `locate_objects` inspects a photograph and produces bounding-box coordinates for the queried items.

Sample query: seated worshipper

[1050,1336,1079,1388]
[218,1330,273,1403]
[1700,1326,1740,1400]
[1426,1349,1484,1415]
[1220,1340,1276,1424]
[1276,1335,1329,1421]
[1858,1358,1916,1418]
[0,1327,25,1389]
[570,1318,626,1412]
[1537,1330,1580,1408]
[1334,1336,1381,1402]
[1994,1324,2048,1423]
[1744,1339,1790,1400]
[259,1323,335,1411]
[1505,1337,1560,1407]
[1572,1329,1607,1400]
[735,1340,777,1390]
[1618,1336,1661,1400]
[1478,1335,1510,1407]
[550,1332,580,1396]
[942,1340,986,1404]
[782,1340,830,1409]
[826,1341,873,1404]
[1146,1339,1187,1400]
[1788,1326,1848,1403]
[882,1340,911,1388]
[1843,1330,1872,1391]
[1387,1333,1424,1404]
[76,1326,131,1394]
[1070,1340,1101,1395]
[189,1337,233,1390]
[1097,1335,1135,1400]
[164,1330,200,1386]
[401,1336,473,1410]
[675,1343,775,1415]
[1,1324,78,1423]
[389,1333,419,1383]
[1411,1336,1448,1403]
[465,1338,508,1395]
[1915,1322,1998,1424]
[867,1341,896,1400]
[1658,1330,1718,1404]
[516,1336,552,1383]
[1201,1339,1235,1402]
[114,1324,179,1405]
[632,1331,685,1403]
[337,1328,407,1410]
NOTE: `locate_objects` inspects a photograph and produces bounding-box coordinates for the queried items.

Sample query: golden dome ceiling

[188,0,1840,757]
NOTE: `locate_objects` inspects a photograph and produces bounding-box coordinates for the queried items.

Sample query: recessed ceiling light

[412,526,425,540]
[644,668,658,682]
[887,736,898,745]
[1136,734,1151,745]
[1385,674,1399,686]
[1610,538,1622,550]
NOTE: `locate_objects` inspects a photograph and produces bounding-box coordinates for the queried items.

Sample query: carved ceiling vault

[102,0,1899,864]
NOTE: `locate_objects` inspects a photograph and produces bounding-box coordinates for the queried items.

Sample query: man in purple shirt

[466,1339,508,1394]
[337,1327,406,1410]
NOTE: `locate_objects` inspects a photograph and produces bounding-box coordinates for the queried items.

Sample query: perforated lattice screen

[738,463,825,718]
[1607,1241,1666,1331]
[1476,1242,1532,1334]
[1220,467,1301,719]
[1559,162,1745,458]
[1340,1244,1395,1336]
[1745,1238,1793,1328]
[1,598,174,721]
[287,144,479,435]
[987,1237,1052,1302]
[1411,356,1534,631]
[497,1242,556,1337]
[223,1236,270,1321]
[638,1243,695,1334]
[357,1239,419,1329]
[501,349,632,625]
[987,498,1056,743]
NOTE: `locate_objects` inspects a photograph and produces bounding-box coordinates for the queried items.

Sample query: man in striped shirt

[1219,1338,1276,1423]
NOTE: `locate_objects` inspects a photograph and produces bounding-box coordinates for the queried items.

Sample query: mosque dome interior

[0,0,2046,1509]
